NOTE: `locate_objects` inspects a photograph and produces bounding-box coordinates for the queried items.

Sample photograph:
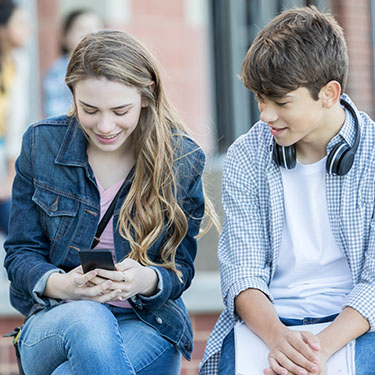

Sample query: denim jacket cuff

[139,266,163,299]
[132,266,172,310]
[32,268,65,307]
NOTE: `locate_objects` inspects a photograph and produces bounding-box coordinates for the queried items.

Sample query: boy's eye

[256,94,265,103]
[275,101,288,107]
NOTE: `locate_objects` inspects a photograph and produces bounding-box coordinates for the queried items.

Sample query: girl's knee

[62,301,118,335]
[34,301,118,342]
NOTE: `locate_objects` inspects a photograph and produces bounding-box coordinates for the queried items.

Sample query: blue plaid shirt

[200,94,375,374]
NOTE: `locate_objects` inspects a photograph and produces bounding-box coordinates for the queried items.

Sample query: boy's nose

[259,104,278,124]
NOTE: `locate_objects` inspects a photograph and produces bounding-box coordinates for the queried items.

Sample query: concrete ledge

[0,272,224,316]
[184,271,224,313]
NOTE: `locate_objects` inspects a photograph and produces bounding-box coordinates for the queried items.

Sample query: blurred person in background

[43,9,104,117]
[0,0,30,235]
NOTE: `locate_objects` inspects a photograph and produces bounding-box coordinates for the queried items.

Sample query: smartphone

[79,249,116,273]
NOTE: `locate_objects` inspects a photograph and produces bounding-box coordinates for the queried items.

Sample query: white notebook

[234,321,355,375]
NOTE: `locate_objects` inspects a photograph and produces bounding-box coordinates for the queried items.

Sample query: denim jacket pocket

[32,187,79,242]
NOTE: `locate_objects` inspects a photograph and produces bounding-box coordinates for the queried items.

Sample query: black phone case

[79,249,116,273]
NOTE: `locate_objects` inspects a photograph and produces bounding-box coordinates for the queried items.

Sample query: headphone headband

[339,99,360,155]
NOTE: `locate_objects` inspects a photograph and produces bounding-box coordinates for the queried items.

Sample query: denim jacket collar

[55,117,89,168]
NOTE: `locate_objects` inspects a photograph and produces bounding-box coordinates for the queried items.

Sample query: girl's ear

[320,80,341,109]
[141,81,155,108]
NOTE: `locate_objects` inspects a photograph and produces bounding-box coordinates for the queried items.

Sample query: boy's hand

[264,354,328,375]
[264,329,321,375]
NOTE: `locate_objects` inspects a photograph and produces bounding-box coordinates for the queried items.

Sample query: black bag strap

[91,179,127,249]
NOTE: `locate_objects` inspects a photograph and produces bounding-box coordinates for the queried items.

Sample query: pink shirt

[95,177,132,308]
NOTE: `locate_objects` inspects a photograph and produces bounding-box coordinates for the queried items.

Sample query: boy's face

[257,87,327,148]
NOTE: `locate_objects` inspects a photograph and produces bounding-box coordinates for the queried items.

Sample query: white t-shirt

[270,157,353,319]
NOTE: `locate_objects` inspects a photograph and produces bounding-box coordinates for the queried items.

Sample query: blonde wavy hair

[65,30,218,278]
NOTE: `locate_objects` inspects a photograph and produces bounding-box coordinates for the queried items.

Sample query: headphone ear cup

[326,142,355,176]
[272,142,296,169]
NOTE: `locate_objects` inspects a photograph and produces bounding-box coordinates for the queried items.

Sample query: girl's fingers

[94,268,124,281]
[73,270,98,287]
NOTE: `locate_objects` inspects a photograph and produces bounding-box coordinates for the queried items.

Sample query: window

[210,0,329,153]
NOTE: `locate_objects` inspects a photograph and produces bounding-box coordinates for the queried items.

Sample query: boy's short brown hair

[241,6,348,100]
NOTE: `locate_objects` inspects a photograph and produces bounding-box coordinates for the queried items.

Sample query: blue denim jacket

[4,115,206,360]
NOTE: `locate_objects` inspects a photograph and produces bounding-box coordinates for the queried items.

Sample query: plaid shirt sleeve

[325,95,375,331]
[219,136,272,319]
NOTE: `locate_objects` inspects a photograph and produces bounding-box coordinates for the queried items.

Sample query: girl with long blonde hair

[5,30,217,375]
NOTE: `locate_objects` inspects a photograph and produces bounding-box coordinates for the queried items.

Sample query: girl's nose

[97,114,116,134]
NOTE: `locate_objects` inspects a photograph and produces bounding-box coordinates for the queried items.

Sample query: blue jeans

[18,301,181,375]
[219,315,375,375]
[0,198,11,235]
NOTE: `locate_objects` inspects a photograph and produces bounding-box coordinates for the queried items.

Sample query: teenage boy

[200,6,375,375]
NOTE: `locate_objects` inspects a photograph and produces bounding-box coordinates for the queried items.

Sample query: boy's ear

[320,80,341,108]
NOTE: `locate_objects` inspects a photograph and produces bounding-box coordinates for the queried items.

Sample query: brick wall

[181,313,220,375]
[36,0,213,153]
[331,0,375,117]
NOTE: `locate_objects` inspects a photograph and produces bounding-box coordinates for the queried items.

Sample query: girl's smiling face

[74,77,145,154]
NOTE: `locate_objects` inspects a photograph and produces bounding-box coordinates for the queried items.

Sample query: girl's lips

[95,131,122,144]
[270,126,286,136]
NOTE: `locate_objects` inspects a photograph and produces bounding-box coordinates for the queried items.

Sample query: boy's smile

[269,126,287,137]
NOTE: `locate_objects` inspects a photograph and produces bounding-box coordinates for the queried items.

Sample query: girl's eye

[83,109,98,115]
[114,111,128,116]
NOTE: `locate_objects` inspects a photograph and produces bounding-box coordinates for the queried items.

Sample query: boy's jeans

[219,315,375,374]
[18,301,180,375]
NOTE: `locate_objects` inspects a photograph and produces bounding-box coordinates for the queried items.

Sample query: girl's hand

[44,266,122,303]
[263,329,321,375]
[92,258,159,301]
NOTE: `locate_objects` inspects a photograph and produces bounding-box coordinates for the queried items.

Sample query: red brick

[0,317,23,336]
[193,313,220,332]
[191,340,208,361]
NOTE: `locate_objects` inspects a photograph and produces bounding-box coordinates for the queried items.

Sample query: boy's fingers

[302,332,321,352]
